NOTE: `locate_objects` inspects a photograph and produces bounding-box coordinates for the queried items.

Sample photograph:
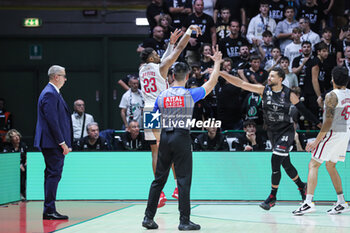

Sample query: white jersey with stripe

[312,88,350,163]
[325,88,350,132]
[139,63,168,108]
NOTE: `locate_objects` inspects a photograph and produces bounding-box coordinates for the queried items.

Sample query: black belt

[162,128,190,133]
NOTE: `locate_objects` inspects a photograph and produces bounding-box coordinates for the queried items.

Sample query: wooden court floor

[1,201,350,233]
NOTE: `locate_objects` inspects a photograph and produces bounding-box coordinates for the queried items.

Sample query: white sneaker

[327,202,350,215]
[293,201,316,216]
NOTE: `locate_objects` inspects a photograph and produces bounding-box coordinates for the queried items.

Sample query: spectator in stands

[319,28,336,85]
[267,0,288,24]
[284,27,302,71]
[219,20,250,62]
[215,7,231,41]
[0,98,12,142]
[336,25,350,66]
[119,76,144,128]
[157,14,174,43]
[233,44,251,71]
[339,45,350,77]
[187,62,208,87]
[165,0,192,29]
[322,0,335,27]
[275,6,299,54]
[280,56,298,88]
[182,0,216,65]
[202,0,216,18]
[311,42,330,99]
[117,73,140,91]
[256,30,274,66]
[187,82,211,130]
[217,59,243,130]
[71,99,95,142]
[119,120,149,151]
[187,62,217,118]
[240,55,268,84]
[193,126,229,151]
[214,0,247,34]
[3,129,27,199]
[290,86,308,151]
[292,41,318,128]
[241,91,264,126]
[199,43,214,75]
[137,26,166,58]
[284,0,300,14]
[246,0,277,45]
[146,0,169,31]
[75,122,108,151]
[297,0,326,33]
[231,120,267,151]
[299,17,321,50]
[264,47,282,72]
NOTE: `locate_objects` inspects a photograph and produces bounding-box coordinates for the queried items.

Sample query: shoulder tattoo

[325,92,338,119]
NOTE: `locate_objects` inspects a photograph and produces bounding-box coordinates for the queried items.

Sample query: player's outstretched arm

[202,45,221,97]
[219,71,265,95]
[161,28,183,62]
[305,91,337,152]
[159,25,202,78]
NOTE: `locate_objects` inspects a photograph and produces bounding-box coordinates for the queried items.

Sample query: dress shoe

[43,212,69,220]
[142,216,158,229]
[178,220,201,231]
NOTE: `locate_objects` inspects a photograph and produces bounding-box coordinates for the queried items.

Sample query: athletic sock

[305,194,313,204]
[270,187,278,197]
[174,179,177,188]
[294,177,304,189]
[337,194,345,204]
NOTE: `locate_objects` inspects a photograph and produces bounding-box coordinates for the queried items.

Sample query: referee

[142,48,222,231]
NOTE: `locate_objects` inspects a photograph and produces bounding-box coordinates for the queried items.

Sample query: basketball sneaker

[298,183,307,201]
[157,191,167,208]
[259,194,276,211]
[292,201,316,215]
[172,187,179,200]
[327,202,350,215]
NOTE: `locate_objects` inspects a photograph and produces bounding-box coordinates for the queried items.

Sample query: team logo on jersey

[143,110,161,129]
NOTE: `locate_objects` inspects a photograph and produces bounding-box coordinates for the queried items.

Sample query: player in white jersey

[139,25,202,207]
[293,66,350,216]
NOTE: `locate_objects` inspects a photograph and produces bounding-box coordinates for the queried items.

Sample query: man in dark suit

[34,65,72,220]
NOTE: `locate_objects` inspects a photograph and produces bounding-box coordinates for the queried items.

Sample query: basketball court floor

[1,200,350,233]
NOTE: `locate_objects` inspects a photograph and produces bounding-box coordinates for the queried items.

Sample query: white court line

[56,203,350,233]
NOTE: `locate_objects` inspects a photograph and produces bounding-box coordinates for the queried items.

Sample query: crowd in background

[2,0,350,199]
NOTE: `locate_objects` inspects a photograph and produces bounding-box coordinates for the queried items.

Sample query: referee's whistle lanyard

[260,14,270,31]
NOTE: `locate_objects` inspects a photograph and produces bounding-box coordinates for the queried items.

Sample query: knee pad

[271,170,281,185]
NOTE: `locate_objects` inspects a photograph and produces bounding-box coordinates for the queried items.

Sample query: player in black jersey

[219,67,321,210]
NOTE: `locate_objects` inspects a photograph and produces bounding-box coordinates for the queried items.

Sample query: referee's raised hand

[208,45,222,63]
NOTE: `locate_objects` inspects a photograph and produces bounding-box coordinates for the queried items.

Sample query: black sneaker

[298,183,307,201]
[178,220,201,231]
[259,194,276,211]
[142,216,158,229]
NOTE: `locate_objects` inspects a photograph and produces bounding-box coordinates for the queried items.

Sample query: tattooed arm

[306,91,338,152]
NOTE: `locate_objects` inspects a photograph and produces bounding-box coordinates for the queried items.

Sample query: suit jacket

[34,83,72,150]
